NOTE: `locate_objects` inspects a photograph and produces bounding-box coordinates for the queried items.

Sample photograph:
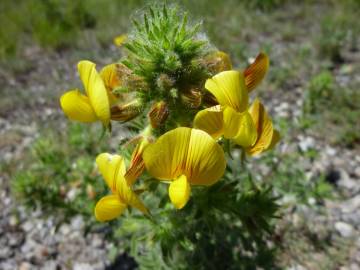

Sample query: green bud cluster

[121,5,215,128]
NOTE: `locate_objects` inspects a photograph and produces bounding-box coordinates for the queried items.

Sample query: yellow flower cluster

[60,52,279,222]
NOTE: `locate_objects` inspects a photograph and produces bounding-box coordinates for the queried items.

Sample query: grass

[11,123,110,222]
[303,70,360,147]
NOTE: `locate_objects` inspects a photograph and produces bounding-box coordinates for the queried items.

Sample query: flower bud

[181,88,202,109]
[156,73,175,92]
[148,101,169,128]
[125,136,152,185]
[204,51,232,74]
[110,99,142,122]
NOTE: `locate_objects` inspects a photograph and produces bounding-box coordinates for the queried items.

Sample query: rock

[59,224,71,236]
[19,262,34,270]
[22,221,34,233]
[0,260,17,270]
[90,234,103,248]
[41,260,59,270]
[287,264,308,270]
[71,215,85,231]
[0,246,14,259]
[8,232,25,247]
[335,222,354,237]
[354,167,360,178]
[350,263,360,270]
[325,146,337,156]
[337,170,358,191]
[341,195,360,214]
[298,136,315,152]
[73,262,95,270]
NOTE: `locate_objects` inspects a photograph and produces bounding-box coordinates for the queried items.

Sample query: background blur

[0,0,360,269]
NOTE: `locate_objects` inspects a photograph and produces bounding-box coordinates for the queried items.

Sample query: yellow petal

[116,173,149,215]
[223,107,257,147]
[193,105,224,139]
[205,70,248,112]
[223,106,243,139]
[113,34,127,47]
[94,195,127,222]
[169,175,191,209]
[96,153,126,193]
[244,52,269,93]
[185,128,226,185]
[143,127,226,186]
[78,60,110,126]
[60,90,98,123]
[100,63,121,105]
[246,99,274,156]
[143,127,191,180]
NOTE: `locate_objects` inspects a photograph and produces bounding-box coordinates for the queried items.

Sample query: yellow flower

[113,34,127,47]
[94,153,148,222]
[194,52,272,148]
[142,127,226,209]
[194,70,257,147]
[60,60,111,127]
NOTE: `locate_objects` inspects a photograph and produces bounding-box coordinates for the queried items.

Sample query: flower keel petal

[95,195,127,222]
[169,175,191,209]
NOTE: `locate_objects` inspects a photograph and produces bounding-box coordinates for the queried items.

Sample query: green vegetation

[12,123,109,221]
[303,70,360,146]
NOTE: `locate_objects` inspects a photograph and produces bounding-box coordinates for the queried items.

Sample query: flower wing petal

[193,105,224,139]
[169,175,191,209]
[96,153,126,193]
[60,90,98,122]
[94,195,127,222]
[143,127,191,180]
[78,60,110,126]
[205,70,248,112]
[185,129,226,185]
[246,99,274,156]
[244,52,269,92]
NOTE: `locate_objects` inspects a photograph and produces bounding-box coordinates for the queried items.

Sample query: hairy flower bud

[156,73,175,92]
[181,88,202,109]
[110,99,142,122]
[203,51,232,74]
[148,101,169,128]
[125,132,152,185]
